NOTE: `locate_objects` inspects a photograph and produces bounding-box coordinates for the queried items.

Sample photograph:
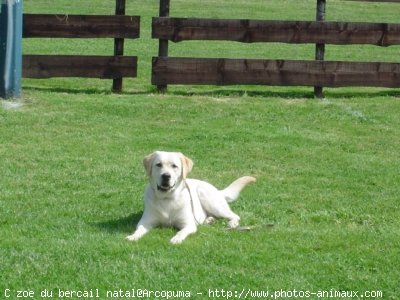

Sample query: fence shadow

[24,85,113,95]
[168,88,400,100]
[325,90,400,99]
[23,84,400,99]
[170,88,315,99]
[23,85,152,96]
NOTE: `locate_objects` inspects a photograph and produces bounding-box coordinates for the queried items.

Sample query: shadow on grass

[23,85,152,96]
[169,88,400,99]
[95,212,142,234]
[23,84,400,99]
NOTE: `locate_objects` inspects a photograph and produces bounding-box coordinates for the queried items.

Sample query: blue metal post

[0,0,23,98]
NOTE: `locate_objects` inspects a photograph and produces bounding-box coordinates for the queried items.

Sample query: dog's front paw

[126,234,141,242]
[170,235,185,245]
[228,218,240,229]
[204,216,215,225]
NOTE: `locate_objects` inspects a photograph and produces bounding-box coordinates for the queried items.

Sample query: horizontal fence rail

[152,57,400,88]
[22,1,140,93]
[153,17,400,46]
[23,14,140,39]
[23,55,137,79]
[22,13,140,74]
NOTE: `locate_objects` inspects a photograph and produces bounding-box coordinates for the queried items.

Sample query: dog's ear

[180,153,193,179]
[143,152,156,177]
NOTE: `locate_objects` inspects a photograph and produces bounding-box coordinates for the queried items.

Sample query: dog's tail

[221,176,256,203]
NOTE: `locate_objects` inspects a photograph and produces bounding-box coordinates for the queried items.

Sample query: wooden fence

[22,0,400,96]
[152,0,400,97]
[22,0,139,93]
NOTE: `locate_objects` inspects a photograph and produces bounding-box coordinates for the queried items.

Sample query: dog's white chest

[146,188,193,228]
[154,199,182,225]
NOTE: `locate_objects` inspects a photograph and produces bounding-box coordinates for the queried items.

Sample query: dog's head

[143,151,193,193]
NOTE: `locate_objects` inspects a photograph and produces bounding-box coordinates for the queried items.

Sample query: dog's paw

[228,218,240,229]
[170,231,190,244]
[170,235,185,245]
[204,216,215,225]
[126,234,141,242]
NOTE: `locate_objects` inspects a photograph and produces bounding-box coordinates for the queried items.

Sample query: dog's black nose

[161,173,171,182]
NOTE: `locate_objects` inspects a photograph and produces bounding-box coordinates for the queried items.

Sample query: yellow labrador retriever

[126,151,256,244]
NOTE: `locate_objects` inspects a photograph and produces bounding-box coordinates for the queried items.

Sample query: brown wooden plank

[23,55,137,79]
[23,14,140,39]
[152,57,400,88]
[152,17,400,46]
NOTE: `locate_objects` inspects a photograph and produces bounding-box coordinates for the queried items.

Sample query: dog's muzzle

[157,184,175,192]
[158,173,174,192]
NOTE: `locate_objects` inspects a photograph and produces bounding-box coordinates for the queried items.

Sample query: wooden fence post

[157,0,170,93]
[314,0,326,98]
[112,0,126,93]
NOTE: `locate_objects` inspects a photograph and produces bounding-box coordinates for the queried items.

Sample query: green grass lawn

[1,0,400,299]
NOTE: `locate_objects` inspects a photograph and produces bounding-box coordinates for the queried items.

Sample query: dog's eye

[155,163,162,168]
[172,164,178,169]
